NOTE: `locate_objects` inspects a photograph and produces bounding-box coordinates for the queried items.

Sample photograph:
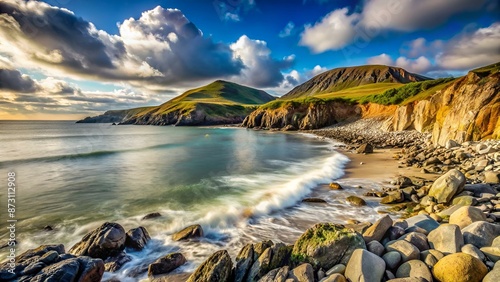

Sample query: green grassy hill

[471,62,500,76]
[78,80,275,125]
[127,80,275,124]
[359,77,457,105]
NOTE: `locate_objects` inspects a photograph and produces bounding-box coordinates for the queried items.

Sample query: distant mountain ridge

[282,65,430,99]
[77,80,275,125]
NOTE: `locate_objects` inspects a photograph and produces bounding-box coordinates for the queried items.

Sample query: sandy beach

[340,148,439,182]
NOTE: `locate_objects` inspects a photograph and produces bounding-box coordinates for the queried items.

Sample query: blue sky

[0,0,499,119]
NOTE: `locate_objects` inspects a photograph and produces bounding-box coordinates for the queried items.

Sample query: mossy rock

[291,223,366,271]
[346,196,366,206]
[187,250,233,282]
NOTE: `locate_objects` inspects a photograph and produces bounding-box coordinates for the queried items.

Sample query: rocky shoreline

[1,122,500,282]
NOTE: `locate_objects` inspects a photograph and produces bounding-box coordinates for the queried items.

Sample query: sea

[0,121,385,281]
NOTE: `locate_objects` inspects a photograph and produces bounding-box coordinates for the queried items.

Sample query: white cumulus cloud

[437,22,500,70]
[230,35,295,87]
[299,8,360,53]
[300,0,491,53]
[367,53,394,66]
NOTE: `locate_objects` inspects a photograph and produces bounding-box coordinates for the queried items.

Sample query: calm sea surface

[0,121,383,280]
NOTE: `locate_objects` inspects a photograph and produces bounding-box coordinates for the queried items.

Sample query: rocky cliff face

[383,71,500,145]
[242,100,361,130]
[245,69,499,145]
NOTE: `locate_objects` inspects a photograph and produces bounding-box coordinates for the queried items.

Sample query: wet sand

[340,147,439,183]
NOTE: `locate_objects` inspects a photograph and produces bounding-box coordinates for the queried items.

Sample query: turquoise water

[0,121,383,280]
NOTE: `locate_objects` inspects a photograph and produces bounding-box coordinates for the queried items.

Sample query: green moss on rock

[291,223,366,271]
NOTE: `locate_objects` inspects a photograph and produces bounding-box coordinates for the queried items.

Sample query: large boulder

[398,232,429,252]
[148,253,186,277]
[125,226,151,251]
[28,256,104,282]
[432,253,488,282]
[187,250,233,282]
[428,169,466,203]
[172,224,204,241]
[345,249,385,282]
[427,224,464,254]
[69,222,126,259]
[382,251,402,270]
[252,241,273,261]
[385,240,420,263]
[462,221,500,248]
[363,215,393,243]
[245,242,290,282]
[288,263,315,282]
[268,243,291,270]
[367,241,385,257]
[449,206,486,229]
[246,247,273,281]
[404,215,439,233]
[291,223,365,271]
[395,260,433,282]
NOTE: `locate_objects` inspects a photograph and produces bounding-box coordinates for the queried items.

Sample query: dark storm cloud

[0,68,38,92]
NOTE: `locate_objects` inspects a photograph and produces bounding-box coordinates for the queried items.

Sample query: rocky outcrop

[242,100,361,130]
[69,222,126,259]
[148,253,186,277]
[384,69,500,145]
[125,226,150,251]
[187,250,233,282]
[29,256,104,282]
[0,244,104,282]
